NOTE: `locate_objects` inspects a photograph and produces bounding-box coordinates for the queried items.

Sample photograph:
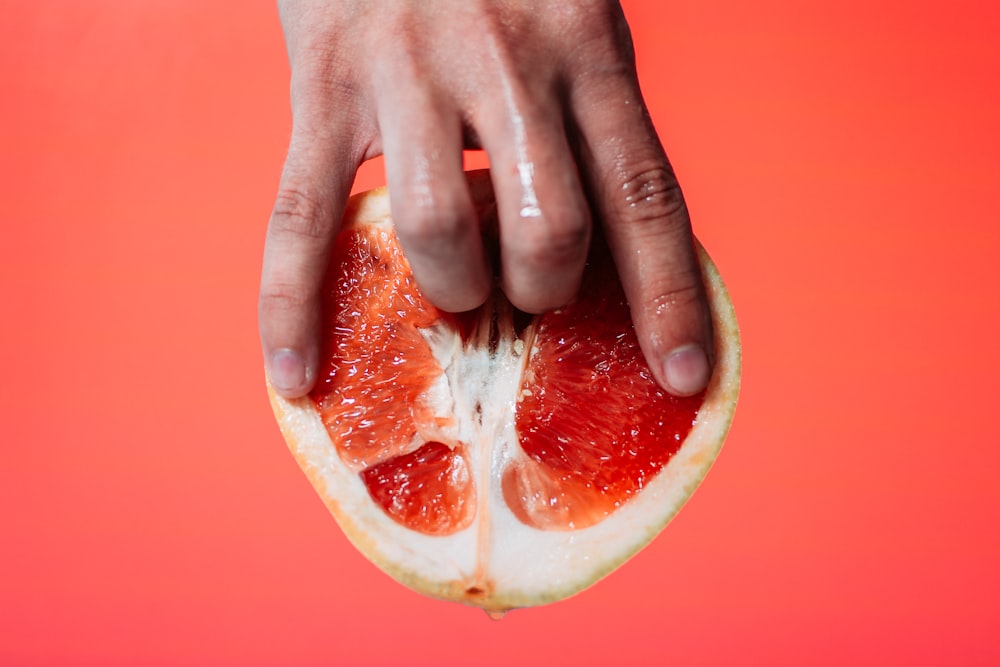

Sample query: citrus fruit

[267,170,740,614]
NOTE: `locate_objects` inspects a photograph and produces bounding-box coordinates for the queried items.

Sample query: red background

[3,1,999,665]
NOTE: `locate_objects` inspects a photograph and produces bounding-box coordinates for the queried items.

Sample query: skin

[260,0,713,399]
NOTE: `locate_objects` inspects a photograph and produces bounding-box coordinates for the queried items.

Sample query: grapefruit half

[267,171,741,614]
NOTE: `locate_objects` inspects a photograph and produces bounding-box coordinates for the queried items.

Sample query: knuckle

[269,188,331,242]
[645,279,703,316]
[566,1,625,46]
[563,3,635,79]
[617,165,688,229]
[291,35,364,110]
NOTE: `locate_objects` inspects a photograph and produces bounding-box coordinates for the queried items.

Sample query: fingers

[479,90,592,314]
[378,80,492,313]
[265,1,709,401]
[260,122,359,398]
[571,75,713,396]
[378,46,591,316]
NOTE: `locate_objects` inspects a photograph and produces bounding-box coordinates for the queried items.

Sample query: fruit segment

[360,441,474,535]
[310,226,476,536]
[506,255,703,530]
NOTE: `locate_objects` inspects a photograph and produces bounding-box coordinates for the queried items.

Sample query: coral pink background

[2,1,999,665]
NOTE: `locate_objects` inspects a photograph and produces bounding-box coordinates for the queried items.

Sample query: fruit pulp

[310,223,703,535]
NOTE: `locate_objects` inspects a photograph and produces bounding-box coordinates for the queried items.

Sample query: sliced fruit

[267,171,741,613]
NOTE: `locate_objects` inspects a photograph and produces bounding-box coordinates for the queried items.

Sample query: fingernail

[663,344,711,396]
[269,348,308,395]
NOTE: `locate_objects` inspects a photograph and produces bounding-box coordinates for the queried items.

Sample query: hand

[260,0,713,399]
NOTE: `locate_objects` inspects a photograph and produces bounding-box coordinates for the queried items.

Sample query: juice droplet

[485,609,507,621]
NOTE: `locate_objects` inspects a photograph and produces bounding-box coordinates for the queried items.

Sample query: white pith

[268,183,742,612]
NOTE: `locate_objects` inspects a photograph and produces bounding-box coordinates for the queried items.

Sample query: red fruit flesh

[506,255,702,530]
[311,224,703,536]
[360,441,474,536]
[310,227,475,535]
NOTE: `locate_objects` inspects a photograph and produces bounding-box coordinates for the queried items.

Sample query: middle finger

[476,80,592,314]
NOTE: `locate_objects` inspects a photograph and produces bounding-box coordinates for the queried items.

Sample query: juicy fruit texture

[310,226,474,536]
[507,256,703,531]
[310,222,703,536]
[267,172,741,612]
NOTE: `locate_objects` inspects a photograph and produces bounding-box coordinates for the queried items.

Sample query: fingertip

[660,343,711,397]
[389,183,494,314]
[430,277,493,314]
[624,272,715,397]
[502,266,584,314]
[267,347,314,398]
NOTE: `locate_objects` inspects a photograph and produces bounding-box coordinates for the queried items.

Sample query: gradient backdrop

[2,1,999,665]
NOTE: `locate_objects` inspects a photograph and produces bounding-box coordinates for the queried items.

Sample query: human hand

[260,0,713,399]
